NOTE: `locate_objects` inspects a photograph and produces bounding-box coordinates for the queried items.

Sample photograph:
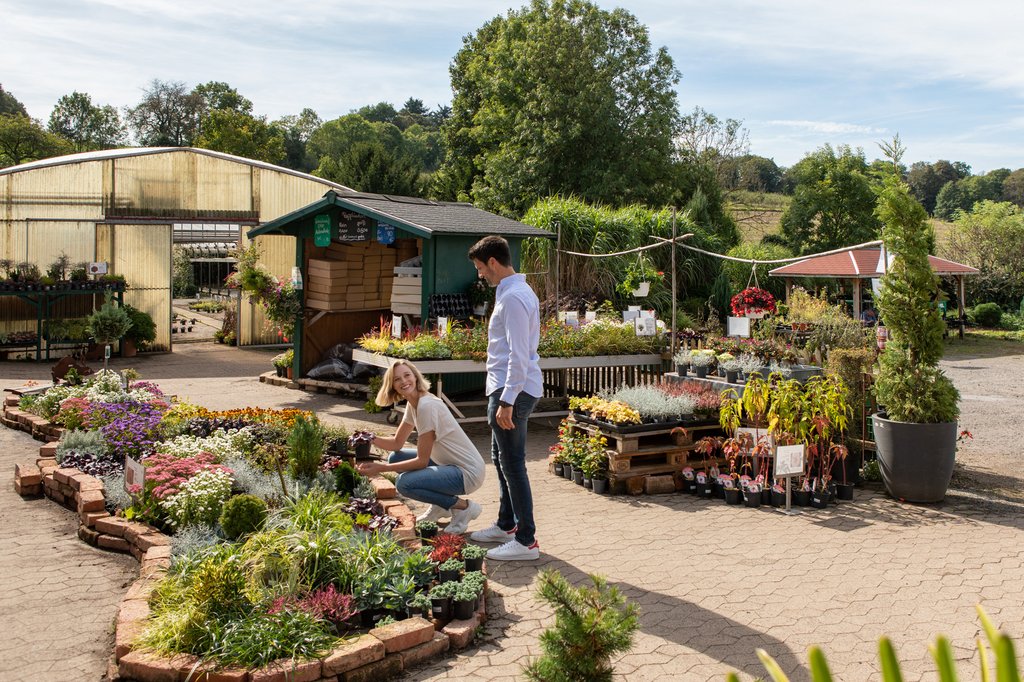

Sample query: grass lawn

[944,330,1024,358]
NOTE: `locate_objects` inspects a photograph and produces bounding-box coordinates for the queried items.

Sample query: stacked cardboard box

[305,241,398,311]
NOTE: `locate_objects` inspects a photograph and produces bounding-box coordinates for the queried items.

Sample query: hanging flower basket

[631,281,651,297]
[730,287,776,317]
[616,255,664,298]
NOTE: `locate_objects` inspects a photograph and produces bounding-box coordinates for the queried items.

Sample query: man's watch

[498,400,512,408]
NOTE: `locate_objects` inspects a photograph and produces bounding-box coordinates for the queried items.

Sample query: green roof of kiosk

[248,190,552,240]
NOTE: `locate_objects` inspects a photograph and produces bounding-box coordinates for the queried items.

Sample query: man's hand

[496,404,514,430]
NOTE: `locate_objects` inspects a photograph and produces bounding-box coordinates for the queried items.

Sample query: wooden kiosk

[247,189,552,379]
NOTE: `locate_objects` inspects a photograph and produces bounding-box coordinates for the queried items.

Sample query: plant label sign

[774,444,804,477]
[124,455,144,495]
[437,316,448,336]
[727,316,751,338]
[392,314,402,339]
[634,317,656,336]
[376,222,396,245]
[313,214,332,247]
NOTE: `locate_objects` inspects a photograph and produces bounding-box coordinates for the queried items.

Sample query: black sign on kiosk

[337,211,375,242]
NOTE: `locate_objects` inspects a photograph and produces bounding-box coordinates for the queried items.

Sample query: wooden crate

[568,419,719,455]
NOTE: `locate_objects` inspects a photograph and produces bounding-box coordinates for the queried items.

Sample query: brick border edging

[5,396,487,682]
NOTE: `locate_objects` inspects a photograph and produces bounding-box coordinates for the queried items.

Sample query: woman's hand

[356,461,384,477]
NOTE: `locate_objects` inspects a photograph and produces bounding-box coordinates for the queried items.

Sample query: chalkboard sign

[337,210,374,242]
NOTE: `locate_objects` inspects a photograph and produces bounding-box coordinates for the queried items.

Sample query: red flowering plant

[730,287,776,316]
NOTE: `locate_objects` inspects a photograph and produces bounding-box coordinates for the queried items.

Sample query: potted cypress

[86,296,132,371]
[872,175,960,503]
[122,304,156,357]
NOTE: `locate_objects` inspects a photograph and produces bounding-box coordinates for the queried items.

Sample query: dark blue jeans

[487,391,540,546]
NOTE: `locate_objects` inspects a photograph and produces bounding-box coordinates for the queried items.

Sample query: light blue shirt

[486,273,542,403]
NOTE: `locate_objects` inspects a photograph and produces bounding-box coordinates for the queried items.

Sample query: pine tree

[523,570,639,682]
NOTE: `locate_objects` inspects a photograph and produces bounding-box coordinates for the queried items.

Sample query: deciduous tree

[125,79,203,146]
[315,141,420,196]
[47,91,125,152]
[0,114,70,167]
[437,0,680,215]
[194,109,285,164]
[0,84,28,117]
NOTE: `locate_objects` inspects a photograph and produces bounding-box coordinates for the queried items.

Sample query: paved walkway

[2,343,1024,681]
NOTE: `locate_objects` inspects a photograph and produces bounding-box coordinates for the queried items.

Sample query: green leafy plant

[429,581,458,600]
[218,493,268,540]
[973,302,1003,327]
[615,254,664,297]
[286,414,324,481]
[332,460,362,497]
[439,557,464,572]
[123,304,157,345]
[524,570,639,682]
[87,296,132,343]
[461,544,487,560]
[874,175,960,424]
[733,605,1020,682]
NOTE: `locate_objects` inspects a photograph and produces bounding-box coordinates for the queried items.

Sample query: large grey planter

[872,412,957,503]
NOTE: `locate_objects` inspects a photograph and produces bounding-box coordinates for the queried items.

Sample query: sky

[3,0,1024,173]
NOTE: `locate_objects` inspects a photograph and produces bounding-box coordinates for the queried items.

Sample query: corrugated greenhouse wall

[237,169,337,346]
[105,224,172,352]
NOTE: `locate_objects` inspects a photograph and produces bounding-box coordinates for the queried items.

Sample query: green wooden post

[292,237,305,379]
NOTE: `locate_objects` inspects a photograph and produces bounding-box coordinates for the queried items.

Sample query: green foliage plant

[732,605,1020,682]
[461,544,488,560]
[332,460,362,497]
[123,304,157,344]
[973,302,1003,327]
[219,494,269,540]
[874,175,960,424]
[524,570,639,682]
[87,296,132,343]
[286,414,324,481]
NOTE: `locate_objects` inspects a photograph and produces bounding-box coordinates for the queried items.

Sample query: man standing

[467,236,542,560]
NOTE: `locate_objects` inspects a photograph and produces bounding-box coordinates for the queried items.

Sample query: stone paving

[2,344,1024,681]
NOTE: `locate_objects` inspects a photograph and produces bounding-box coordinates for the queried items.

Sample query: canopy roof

[248,189,552,241]
[768,248,979,279]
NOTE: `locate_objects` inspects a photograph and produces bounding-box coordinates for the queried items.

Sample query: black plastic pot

[694,366,708,379]
[418,527,437,541]
[465,556,484,572]
[770,489,786,507]
[724,488,743,505]
[682,479,697,494]
[453,598,475,621]
[360,608,387,628]
[810,490,832,509]
[354,441,372,459]
[834,482,855,501]
[696,482,713,498]
[430,597,452,621]
[592,478,608,494]
[676,364,688,377]
[572,470,584,486]
[439,568,461,584]
[554,463,564,477]
[563,464,574,480]
[583,477,592,489]
[792,490,811,506]
[761,488,772,505]
[725,370,739,384]
[873,412,958,503]
[743,490,761,507]
[712,481,725,499]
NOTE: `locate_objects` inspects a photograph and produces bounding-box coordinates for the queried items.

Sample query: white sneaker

[470,523,517,543]
[416,504,450,523]
[486,538,540,561]
[444,500,481,535]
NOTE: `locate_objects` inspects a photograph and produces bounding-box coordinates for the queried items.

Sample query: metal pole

[671,208,677,358]
[554,221,561,316]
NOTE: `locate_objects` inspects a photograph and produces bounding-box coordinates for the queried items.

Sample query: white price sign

[774,444,805,477]
[124,455,145,495]
[392,314,402,339]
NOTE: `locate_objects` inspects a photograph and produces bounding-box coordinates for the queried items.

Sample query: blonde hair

[375,359,432,406]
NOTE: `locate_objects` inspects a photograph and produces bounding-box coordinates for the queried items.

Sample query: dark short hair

[468,236,511,267]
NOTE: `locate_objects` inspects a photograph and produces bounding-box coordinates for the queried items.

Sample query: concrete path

[2,343,1023,681]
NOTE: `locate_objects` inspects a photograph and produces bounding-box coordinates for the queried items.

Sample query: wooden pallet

[568,418,720,454]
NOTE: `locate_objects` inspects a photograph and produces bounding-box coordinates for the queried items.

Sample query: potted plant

[872,175,961,503]
[616,255,664,298]
[786,287,830,330]
[689,349,715,379]
[438,557,464,584]
[348,430,375,459]
[467,278,493,316]
[87,296,132,371]
[672,349,690,377]
[416,519,438,540]
[719,354,742,383]
[122,304,156,357]
[462,544,487,572]
[429,580,457,620]
[452,581,479,621]
[730,287,776,318]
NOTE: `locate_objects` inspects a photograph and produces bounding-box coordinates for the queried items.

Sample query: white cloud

[764,120,887,135]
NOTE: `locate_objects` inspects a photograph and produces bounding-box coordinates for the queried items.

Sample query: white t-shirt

[402,393,485,493]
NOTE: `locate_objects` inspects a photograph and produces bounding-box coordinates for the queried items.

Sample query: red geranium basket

[730,287,776,317]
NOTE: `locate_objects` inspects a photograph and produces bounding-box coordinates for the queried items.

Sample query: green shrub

[219,494,268,540]
[286,414,324,481]
[333,460,362,496]
[524,570,639,682]
[87,297,132,343]
[973,302,1003,327]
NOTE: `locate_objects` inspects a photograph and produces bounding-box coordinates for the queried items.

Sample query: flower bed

[4,376,490,679]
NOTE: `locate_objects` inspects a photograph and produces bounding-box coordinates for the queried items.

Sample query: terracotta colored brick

[78,525,100,545]
[393,527,417,543]
[38,441,58,458]
[130,543,144,561]
[96,515,130,537]
[398,632,450,669]
[47,488,66,504]
[53,467,80,484]
[145,544,172,560]
[249,659,321,682]
[14,481,42,497]
[99,532,131,552]
[186,666,250,682]
[118,650,190,682]
[117,598,151,625]
[125,578,158,602]
[77,489,106,513]
[341,653,403,682]
[15,461,42,486]
[124,521,159,545]
[4,394,19,407]
[379,499,403,513]
[442,614,480,649]
[72,473,105,491]
[370,616,435,654]
[644,474,675,495]
[115,617,147,660]
[36,455,57,468]
[141,555,171,573]
[81,510,109,528]
[135,532,171,551]
[59,482,75,497]
[44,475,59,490]
[322,634,385,675]
[371,476,397,499]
